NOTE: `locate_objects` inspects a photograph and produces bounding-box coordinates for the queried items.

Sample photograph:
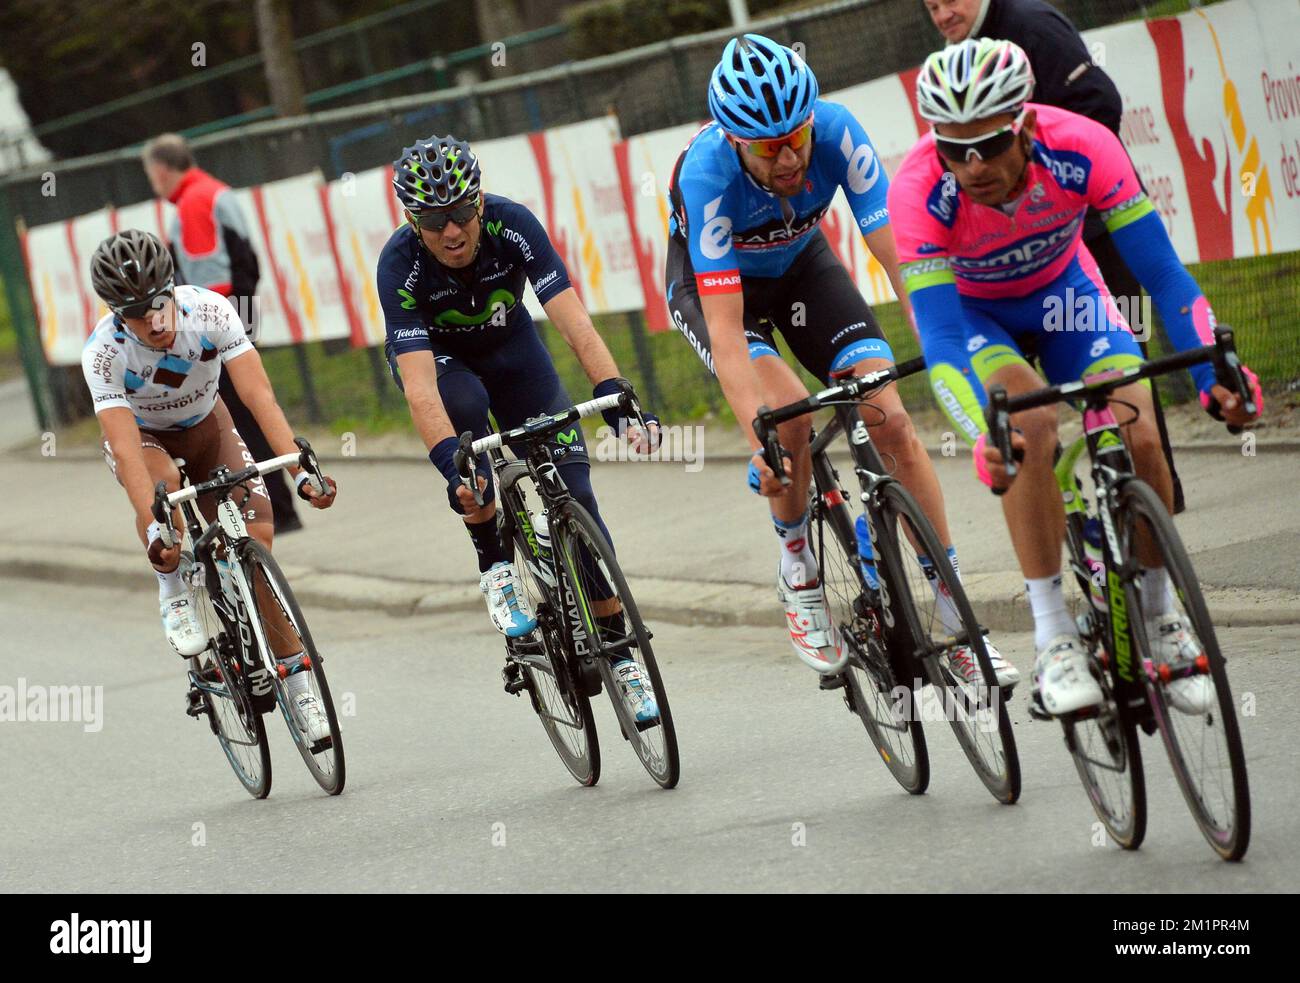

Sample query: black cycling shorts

[664,230,894,383]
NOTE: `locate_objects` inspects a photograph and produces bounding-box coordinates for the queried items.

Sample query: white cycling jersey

[81,284,253,432]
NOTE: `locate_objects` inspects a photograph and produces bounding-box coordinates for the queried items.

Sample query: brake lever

[1211,326,1255,435]
[752,406,791,487]
[986,387,1016,497]
[453,430,485,508]
[151,480,176,549]
[293,436,326,495]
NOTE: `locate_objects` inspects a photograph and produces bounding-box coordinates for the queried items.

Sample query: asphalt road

[4,576,1297,893]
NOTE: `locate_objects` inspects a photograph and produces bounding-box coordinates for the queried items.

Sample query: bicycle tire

[188,551,272,799]
[810,461,929,794]
[1119,479,1250,860]
[874,480,1021,803]
[553,501,680,789]
[238,540,346,796]
[505,499,601,787]
[1059,522,1147,850]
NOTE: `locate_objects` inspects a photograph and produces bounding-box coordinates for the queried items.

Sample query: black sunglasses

[412,197,480,232]
[933,112,1026,163]
[114,287,174,320]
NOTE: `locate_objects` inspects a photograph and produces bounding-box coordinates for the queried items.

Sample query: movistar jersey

[378,193,572,356]
[668,98,892,291]
[888,102,1221,426]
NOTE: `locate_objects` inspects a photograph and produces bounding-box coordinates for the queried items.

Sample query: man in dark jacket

[142,134,302,531]
[923,0,1185,510]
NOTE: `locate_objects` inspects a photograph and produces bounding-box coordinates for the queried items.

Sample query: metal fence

[4,0,1293,434]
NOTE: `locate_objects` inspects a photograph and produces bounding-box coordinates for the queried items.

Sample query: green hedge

[564,0,790,60]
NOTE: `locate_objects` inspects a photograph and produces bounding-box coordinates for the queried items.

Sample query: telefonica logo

[50,914,151,963]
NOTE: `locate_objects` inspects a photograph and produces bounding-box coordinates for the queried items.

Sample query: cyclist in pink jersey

[888,39,1262,716]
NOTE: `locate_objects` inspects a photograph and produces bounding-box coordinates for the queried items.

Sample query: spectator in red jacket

[142,134,301,532]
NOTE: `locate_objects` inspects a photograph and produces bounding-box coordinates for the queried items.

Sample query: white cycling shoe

[292,693,331,743]
[613,659,660,727]
[777,570,846,674]
[161,593,207,657]
[480,561,538,638]
[943,639,1021,689]
[1147,614,1214,715]
[1034,634,1104,716]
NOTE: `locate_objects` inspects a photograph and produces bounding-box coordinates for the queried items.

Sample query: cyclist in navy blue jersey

[378,134,660,718]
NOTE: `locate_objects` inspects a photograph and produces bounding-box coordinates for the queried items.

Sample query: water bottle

[854,514,881,591]
[532,510,556,586]
[1082,517,1107,612]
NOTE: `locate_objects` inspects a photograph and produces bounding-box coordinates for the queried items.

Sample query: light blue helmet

[708,34,819,139]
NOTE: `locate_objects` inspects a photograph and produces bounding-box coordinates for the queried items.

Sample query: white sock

[156,567,185,601]
[1141,567,1174,618]
[282,656,310,698]
[1026,574,1075,650]
[774,511,817,587]
[919,546,963,635]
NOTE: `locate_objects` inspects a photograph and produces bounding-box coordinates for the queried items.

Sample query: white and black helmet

[916,38,1035,124]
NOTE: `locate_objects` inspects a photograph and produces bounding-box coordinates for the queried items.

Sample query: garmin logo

[50,914,151,963]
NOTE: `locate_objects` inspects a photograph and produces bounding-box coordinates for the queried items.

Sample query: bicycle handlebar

[149,437,325,549]
[452,387,643,509]
[984,325,1254,490]
[751,355,927,485]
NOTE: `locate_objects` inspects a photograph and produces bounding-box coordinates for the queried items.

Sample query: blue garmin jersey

[378,193,572,356]
[667,98,892,292]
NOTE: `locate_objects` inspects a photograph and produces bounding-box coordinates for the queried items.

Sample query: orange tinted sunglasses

[733,114,815,158]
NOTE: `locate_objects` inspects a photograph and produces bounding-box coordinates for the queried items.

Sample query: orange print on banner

[1195,9,1275,256]
[40,271,58,355]
[351,233,384,345]
[285,231,319,338]
[572,184,606,310]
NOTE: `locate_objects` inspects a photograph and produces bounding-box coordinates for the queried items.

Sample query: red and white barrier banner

[1142,0,1300,261]
[113,199,174,246]
[24,220,90,366]
[248,172,353,345]
[324,165,401,348]
[22,0,1300,369]
[614,122,706,332]
[529,117,645,315]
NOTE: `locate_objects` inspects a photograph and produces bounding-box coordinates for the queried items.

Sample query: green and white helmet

[392,134,481,211]
[915,38,1035,124]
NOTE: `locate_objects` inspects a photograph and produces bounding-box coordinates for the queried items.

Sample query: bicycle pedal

[501,662,528,695]
[1027,694,1054,722]
[184,687,208,718]
[819,672,847,691]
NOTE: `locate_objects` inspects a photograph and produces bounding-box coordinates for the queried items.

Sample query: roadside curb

[5,543,1295,634]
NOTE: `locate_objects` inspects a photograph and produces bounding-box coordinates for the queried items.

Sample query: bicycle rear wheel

[238,540,346,796]
[1119,479,1249,860]
[186,552,271,799]
[875,481,1021,803]
[553,501,680,789]
[810,464,928,794]
[505,501,601,787]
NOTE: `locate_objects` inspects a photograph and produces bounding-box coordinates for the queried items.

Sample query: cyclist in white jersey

[82,231,338,737]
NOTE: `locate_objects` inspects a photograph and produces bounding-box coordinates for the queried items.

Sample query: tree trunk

[256,0,307,117]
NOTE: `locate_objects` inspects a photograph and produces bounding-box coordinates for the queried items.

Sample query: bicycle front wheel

[1119,479,1249,860]
[553,501,680,789]
[810,465,928,795]
[238,540,346,796]
[874,481,1021,803]
[505,500,601,787]
[187,552,271,799]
